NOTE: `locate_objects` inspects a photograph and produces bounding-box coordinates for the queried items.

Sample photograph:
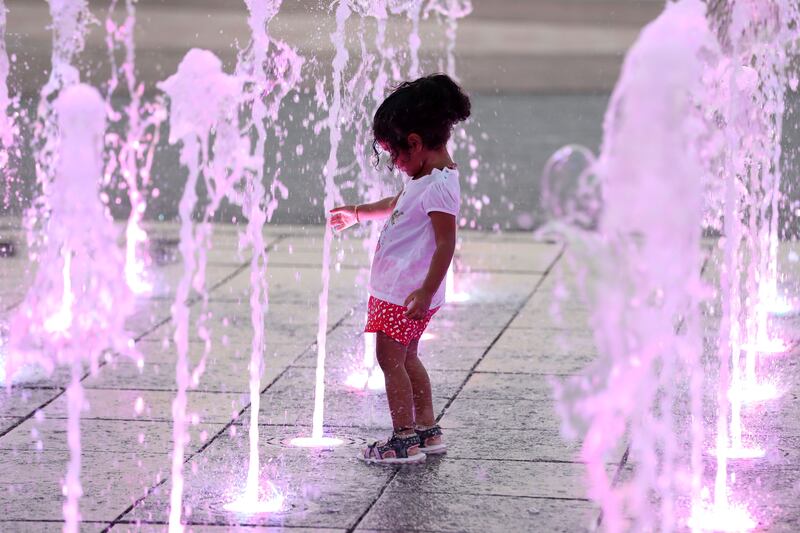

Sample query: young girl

[329,73,471,464]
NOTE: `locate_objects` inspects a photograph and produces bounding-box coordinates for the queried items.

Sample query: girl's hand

[329,205,358,232]
[404,288,433,320]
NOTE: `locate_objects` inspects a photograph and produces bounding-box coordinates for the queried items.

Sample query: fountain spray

[104,0,165,296]
[158,49,242,531]
[8,84,135,533]
[291,0,352,448]
[224,0,302,512]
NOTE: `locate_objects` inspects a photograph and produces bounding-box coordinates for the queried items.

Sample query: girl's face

[380,137,424,177]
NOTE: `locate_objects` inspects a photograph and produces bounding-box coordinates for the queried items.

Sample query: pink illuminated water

[688,499,757,532]
[544,1,724,529]
[225,0,303,513]
[8,84,135,533]
[302,0,352,446]
[223,477,285,514]
[157,49,242,532]
[718,7,799,517]
[104,0,165,295]
[0,0,15,190]
[28,0,92,254]
[544,1,800,530]
[9,6,98,524]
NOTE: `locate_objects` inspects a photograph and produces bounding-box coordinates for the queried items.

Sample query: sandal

[360,431,426,464]
[416,424,447,455]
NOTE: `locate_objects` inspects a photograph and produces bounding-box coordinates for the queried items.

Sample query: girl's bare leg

[376,332,415,433]
[405,338,436,427]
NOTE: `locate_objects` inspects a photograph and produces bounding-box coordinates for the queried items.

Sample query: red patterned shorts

[364,296,439,346]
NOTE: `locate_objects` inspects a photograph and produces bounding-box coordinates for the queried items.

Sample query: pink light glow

[125,259,152,296]
[420,332,436,341]
[223,480,285,514]
[343,367,385,392]
[762,296,795,316]
[710,446,766,460]
[688,501,757,532]
[288,436,344,448]
[343,369,369,390]
[448,291,471,303]
[445,263,471,303]
[739,381,783,404]
[43,251,74,335]
[740,338,789,354]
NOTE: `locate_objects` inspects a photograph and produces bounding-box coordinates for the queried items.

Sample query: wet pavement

[1,221,799,532]
[0,219,603,532]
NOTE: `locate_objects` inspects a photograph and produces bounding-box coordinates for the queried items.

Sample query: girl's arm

[403,212,457,319]
[355,192,401,221]
[329,192,400,231]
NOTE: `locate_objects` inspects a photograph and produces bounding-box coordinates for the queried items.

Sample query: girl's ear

[407,133,423,153]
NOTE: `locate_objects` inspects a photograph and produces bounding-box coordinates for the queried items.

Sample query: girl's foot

[360,431,426,464]
[416,424,447,455]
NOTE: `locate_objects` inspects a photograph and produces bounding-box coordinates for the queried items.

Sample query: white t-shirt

[368,166,460,309]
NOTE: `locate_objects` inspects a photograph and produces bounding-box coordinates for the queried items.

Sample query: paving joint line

[346,243,566,533]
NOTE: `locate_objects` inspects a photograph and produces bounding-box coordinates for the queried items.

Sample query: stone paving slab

[0,449,169,524]
[442,427,582,463]
[459,372,554,401]
[476,329,596,375]
[111,527,348,533]
[444,272,542,306]
[509,298,592,330]
[0,416,23,435]
[43,388,248,426]
[387,457,588,500]
[266,366,467,401]
[126,449,395,529]
[356,491,596,532]
[84,347,297,394]
[440,398,560,432]
[1,521,112,533]
[0,417,226,455]
[457,241,561,274]
[0,387,63,419]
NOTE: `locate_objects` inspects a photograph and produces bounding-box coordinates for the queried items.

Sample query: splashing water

[157,49,242,531]
[710,8,800,503]
[542,1,721,529]
[729,0,798,404]
[545,0,800,530]
[104,0,165,295]
[296,0,353,448]
[8,84,135,533]
[224,0,302,512]
[27,0,93,254]
[0,0,16,207]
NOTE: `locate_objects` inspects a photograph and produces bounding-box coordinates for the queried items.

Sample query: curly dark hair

[372,73,471,168]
